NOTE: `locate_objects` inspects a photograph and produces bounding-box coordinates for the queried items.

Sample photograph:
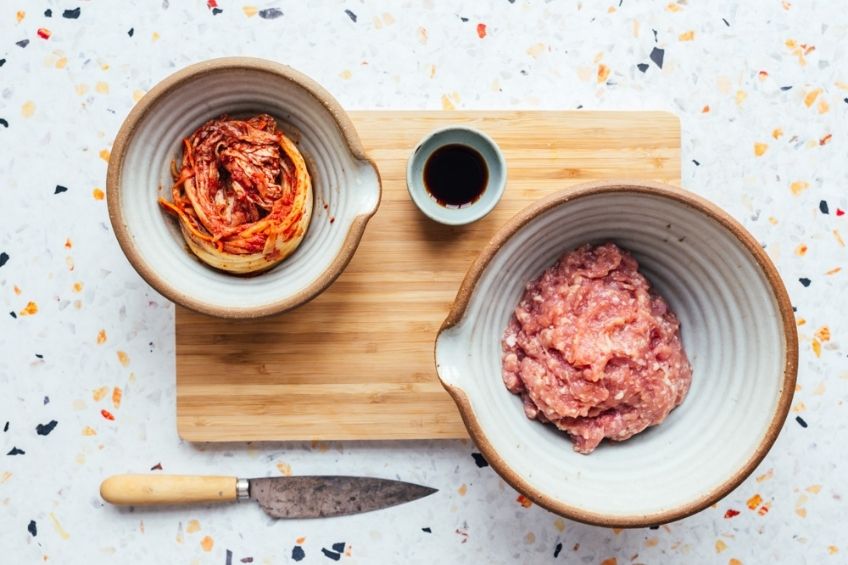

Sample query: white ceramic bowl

[406,127,506,225]
[435,180,797,527]
[107,58,381,318]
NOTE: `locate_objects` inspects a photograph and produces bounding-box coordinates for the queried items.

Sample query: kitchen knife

[100,474,436,518]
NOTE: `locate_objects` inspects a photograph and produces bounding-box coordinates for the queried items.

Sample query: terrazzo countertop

[1,1,846,563]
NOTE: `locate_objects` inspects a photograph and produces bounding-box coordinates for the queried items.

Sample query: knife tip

[416,484,438,498]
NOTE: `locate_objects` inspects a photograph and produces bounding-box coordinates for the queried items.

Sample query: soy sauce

[424,144,488,207]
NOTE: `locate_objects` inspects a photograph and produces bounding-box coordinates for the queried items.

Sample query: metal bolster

[236,478,250,501]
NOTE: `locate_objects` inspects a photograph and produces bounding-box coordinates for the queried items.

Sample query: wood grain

[100,474,236,505]
[176,111,681,442]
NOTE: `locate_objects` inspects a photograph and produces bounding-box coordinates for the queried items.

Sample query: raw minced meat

[501,242,692,454]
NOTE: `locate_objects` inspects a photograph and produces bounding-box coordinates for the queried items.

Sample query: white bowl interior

[436,191,787,520]
[118,67,379,312]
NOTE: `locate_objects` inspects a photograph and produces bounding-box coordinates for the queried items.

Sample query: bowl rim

[435,179,798,528]
[106,56,382,318]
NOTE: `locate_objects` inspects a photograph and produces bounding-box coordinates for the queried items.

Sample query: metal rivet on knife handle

[236,477,250,501]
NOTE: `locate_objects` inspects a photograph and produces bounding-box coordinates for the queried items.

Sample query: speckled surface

[1,1,846,563]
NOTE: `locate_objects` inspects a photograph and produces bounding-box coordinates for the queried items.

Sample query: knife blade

[100,474,437,518]
[249,476,436,518]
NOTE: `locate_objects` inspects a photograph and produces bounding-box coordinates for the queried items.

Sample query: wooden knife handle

[100,474,237,506]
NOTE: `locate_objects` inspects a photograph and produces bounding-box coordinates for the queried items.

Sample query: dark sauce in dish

[423,144,488,208]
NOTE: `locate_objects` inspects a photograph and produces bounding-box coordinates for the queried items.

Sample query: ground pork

[501,242,692,454]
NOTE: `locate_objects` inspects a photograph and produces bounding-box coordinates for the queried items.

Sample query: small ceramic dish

[107,57,381,318]
[406,127,506,225]
[435,180,797,527]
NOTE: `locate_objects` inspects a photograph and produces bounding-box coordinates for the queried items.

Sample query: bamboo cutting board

[176,111,681,441]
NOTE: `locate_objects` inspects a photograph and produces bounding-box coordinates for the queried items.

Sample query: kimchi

[158,114,312,274]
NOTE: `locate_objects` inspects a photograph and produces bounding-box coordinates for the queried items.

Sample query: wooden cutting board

[176,111,681,441]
